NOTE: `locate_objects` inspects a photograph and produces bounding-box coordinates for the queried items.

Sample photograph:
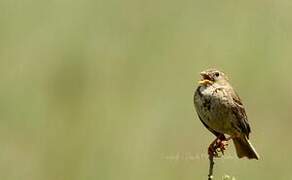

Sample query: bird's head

[198,69,228,86]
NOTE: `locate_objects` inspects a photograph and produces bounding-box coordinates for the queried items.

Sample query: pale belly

[194,85,238,136]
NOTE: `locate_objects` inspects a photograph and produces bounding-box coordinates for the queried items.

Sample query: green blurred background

[0,0,291,179]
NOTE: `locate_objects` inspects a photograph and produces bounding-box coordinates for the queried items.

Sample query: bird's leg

[216,140,228,155]
[208,135,227,157]
[208,139,219,157]
[223,135,240,143]
[225,136,233,141]
[214,135,239,156]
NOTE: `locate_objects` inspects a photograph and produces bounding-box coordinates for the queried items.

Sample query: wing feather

[230,90,251,138]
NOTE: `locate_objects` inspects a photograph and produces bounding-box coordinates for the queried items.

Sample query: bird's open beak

[198,79,213,85]
[198,72,213,85]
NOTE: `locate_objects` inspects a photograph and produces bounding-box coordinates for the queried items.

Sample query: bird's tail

[233,136,259,160]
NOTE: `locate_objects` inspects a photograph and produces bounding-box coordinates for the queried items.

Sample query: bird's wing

[229,90,251,138]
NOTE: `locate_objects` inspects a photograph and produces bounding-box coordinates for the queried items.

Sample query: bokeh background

[1,0,292,179]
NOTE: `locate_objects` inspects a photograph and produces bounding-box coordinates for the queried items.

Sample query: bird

[193,68,259,159]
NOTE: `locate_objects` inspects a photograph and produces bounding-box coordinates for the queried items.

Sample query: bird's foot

[208,137,229,158]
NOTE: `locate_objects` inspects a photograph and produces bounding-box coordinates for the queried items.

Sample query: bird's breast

[194,85,234,135]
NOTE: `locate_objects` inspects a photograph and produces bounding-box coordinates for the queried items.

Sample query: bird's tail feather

[233,136,259,160]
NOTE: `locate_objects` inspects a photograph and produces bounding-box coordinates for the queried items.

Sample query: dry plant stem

[208,153,214,180]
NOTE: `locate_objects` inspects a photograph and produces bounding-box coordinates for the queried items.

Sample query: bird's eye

[215,72,220,77]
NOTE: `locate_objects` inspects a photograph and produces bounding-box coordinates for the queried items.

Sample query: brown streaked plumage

[194,68,259,159]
